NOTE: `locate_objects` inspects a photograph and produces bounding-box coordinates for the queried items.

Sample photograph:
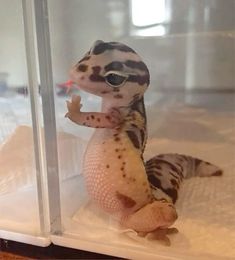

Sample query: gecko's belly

[83,130,152,214]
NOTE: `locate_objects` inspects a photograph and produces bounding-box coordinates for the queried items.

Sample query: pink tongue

[57,80,80,92]
[58,80,74,88]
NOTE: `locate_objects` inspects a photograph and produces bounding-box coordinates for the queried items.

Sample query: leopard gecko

[66,40,222,242]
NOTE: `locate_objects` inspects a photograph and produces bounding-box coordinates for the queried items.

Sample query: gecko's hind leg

[121,200,177,233]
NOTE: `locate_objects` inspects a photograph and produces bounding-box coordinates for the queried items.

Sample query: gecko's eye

[104,72,128,87]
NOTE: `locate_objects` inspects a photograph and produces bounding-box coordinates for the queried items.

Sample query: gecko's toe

[166,227,179,234]
[137,231,148,237]
[72,94,81,103]
[146,229,171,246]
[142,227,178,246]
[66,100,72,109]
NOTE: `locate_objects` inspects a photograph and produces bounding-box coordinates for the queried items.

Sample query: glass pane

[0,0,44,238]
[47,0,235,258]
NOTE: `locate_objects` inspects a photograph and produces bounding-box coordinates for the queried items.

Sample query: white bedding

[0,95,234,258]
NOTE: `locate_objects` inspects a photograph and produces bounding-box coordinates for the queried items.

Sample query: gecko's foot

[138,227,178,246]
[65,95,82,118]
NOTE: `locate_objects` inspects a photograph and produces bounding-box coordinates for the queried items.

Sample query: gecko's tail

[145,153,223,204]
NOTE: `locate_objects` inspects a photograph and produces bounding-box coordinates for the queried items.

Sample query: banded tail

[145,153,223,204]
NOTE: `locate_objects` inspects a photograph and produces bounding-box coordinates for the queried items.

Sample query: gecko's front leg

[66,95,121,128]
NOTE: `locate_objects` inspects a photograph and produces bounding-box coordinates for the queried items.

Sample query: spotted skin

[66,40,222,242]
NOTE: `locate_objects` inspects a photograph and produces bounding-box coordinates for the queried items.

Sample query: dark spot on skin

[130,98,146,119]
[143,182,147,186]
[78,55,90,63]
[86,116,90,120]
[205,162,211,165]
[176,163,183,171]
[91,115,95,119]
[211,170,223,176]
[155,171,163,176]
[116,191,136,208]
[126,130,140,149]
[165,189,178,204]
[132,93,141,100]
[77,64,88,72]
[115,137,120,142]
[115,148,119,152]
[97,118,100,122]
[106,164,110,168]
[169,171,180,180]
[122,161,126,165]
[92,42,136,55]
[181,155,189,161]
[127,74,149,86]
[81,76,85,80]
[89,74,105,82]
[105,115,111,120]
[146,162,155,169]
[118,155,122,159]
[114,94,123,99]
[92,42,108,55]
[124,60,149,72]
[148,174,178,204]
[153,159,183,179]
[82,122,86,125]
[104,61,123,72]
[171,179,179,188]
[131,123,137,128]
[101,90,109,94]
[92,66,101,74]
[113,88,120,92]
[121,167,124,171]
[122,174,126,178]
[145,170,155,176]
[168,166,183,177]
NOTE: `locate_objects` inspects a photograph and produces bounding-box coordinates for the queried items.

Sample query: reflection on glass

[131,0,166,27]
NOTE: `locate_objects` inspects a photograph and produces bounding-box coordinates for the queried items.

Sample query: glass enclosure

[0,0,49,246]
[48,0,235,258]
[0,0,235,258]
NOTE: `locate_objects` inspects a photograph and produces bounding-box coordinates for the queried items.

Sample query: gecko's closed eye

[104,71,128,87]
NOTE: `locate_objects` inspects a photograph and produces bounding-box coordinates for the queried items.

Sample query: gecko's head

[70,40,150,104]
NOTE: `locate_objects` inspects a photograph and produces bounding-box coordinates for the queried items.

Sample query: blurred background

[0,0,234,93]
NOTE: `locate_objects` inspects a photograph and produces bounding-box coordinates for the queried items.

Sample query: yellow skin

[66,41,178,244]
